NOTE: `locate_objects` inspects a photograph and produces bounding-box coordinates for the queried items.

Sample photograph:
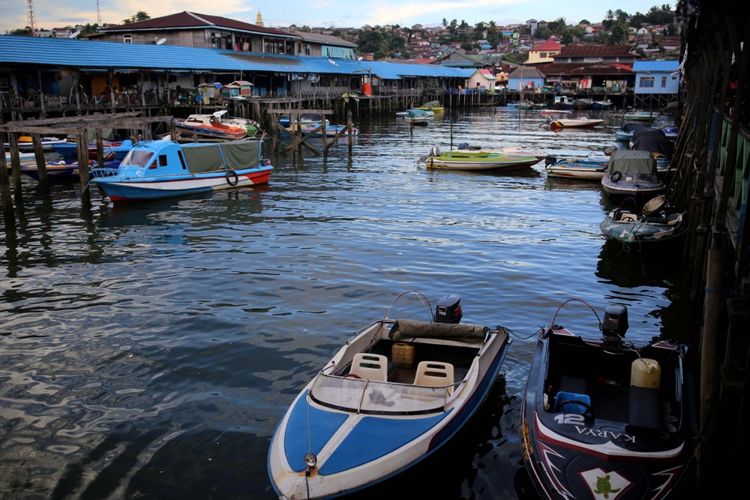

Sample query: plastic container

[392,342,415,366]
[630,358,661,389]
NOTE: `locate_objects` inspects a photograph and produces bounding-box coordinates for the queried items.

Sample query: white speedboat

[268,292,511,499]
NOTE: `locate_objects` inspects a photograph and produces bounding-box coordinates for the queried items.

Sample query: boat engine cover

[602,304,628,339]
[435,294,462,324]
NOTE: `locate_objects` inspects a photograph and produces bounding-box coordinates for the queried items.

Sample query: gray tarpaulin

[607,149,656,176]
[220,141,260,169]
[182,144,224,173]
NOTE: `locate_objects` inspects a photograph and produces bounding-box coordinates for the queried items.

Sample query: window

[159,154,168,167]
[122,150,153,168]
[305,44,311,55]
[178,151,187,170]
[661,76,667,87]
[123,34,132,44]
[640,76,655,88]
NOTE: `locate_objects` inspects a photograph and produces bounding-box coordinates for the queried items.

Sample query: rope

[548,298,603,332]
[384,290,433,322]
[507,327,544,340]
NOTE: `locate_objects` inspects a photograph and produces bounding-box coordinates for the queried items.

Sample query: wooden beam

[266,108,334,115]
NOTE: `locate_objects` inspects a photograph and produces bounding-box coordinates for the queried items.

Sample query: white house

[633,60,680,95]
[466,69,496,92]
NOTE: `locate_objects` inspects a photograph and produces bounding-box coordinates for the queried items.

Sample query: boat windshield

[121,150,154,168]
[310,372,450,414]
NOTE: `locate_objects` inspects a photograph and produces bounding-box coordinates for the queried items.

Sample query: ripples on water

[0,109,685,498]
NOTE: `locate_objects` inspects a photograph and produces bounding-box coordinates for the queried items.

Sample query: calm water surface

[0,109,685,499]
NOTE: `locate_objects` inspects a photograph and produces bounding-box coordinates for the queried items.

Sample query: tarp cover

[220,140,260,169]
[608,149,656,175]
[631,128,674,156]
[390,319,488,343]
[182,144,224,173]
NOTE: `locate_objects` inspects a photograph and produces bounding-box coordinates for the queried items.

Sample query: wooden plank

[266,108,334,115]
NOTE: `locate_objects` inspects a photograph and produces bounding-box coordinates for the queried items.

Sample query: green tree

[442,18,448,28]
[609,21,628,44]
[122,11,150,24]
[534,26,552,39]
[9,26,32,36]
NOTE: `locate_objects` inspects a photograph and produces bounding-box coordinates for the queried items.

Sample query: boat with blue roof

[93,138,272,202]
[267,291,511,499]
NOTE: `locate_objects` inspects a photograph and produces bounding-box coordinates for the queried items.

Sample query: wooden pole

[77,132,91,204]
[347,110,353,156]
[32,134,49,189]
[0,132,13,212]
[95,129,105,167]
[37,70,46,118]
[8,133,23,195]
[321,114,328,156]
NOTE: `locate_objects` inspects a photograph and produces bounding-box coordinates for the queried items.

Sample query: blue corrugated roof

[632,60,679,72]
[0,35,471,80]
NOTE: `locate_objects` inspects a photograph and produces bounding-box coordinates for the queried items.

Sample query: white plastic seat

[349,353,388,381]
[414,361,454,392]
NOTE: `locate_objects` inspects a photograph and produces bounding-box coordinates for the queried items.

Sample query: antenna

[27,0,35,35]
[96,0,102,25]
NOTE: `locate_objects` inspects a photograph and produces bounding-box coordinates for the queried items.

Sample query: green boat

[424,149,541,171]
[623,111,655,123]
[600,196,687,248]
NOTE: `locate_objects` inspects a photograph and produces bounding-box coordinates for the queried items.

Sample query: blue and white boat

[93,139,272,202]
[268,292,511,499]
[544,151,609,180]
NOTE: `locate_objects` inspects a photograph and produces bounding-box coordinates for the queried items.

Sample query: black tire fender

[226,169,239,186]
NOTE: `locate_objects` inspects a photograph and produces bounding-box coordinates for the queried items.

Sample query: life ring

[225,169,239,186]
[610,171,622,182]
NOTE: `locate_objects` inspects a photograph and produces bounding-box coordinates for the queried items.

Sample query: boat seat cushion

[553,391,591,414]
[350,353,388,382]
[414,361,454,392]
[628,386,661,430]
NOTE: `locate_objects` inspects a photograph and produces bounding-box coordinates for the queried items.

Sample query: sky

[0,0,669,33]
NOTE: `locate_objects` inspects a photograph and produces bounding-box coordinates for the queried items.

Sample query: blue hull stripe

[284,392,348,473]
[319,411,450,475]
[96,183,214,200]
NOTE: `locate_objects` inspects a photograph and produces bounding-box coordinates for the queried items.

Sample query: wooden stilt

[32,134,49,189]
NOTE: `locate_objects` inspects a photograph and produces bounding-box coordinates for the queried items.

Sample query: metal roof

[632,60,679,72]
[0,36,472,80]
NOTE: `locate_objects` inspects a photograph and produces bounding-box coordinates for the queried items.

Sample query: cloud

[363,0,528,25]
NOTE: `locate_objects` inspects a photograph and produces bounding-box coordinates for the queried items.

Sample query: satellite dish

[156,38,167,45]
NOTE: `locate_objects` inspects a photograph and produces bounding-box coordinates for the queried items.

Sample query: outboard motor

[602,304,628,347]
[435,294,462,324]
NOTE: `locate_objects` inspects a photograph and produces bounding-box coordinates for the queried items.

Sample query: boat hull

[94,166,272,201]
[427,154,540,171]
[601,175,665,196]
[549,119,604,131]
[546,164,606,180]
[600,214,686,247]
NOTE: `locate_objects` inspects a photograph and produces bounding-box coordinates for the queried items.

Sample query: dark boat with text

[521,301,697,499]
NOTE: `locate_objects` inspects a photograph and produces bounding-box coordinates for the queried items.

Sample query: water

[0,109,686,499]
